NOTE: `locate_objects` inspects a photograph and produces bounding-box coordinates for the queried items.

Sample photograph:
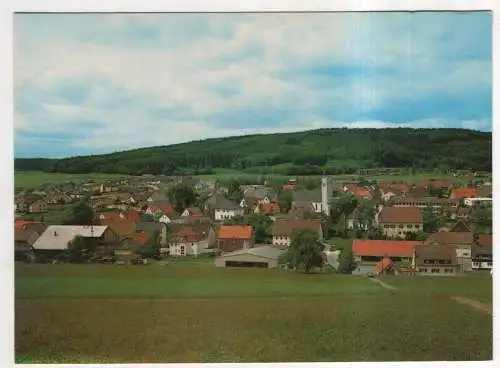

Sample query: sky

[14,11,492,158]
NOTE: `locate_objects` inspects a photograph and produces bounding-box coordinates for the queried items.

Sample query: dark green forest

[15,128,492,176]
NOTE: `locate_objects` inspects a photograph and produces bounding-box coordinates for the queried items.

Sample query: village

[14,171,493,276]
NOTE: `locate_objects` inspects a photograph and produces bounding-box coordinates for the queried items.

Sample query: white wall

[214,208,244,221]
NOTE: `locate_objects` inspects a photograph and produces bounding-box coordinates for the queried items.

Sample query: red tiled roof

[124,210,140,222]
[15,220,40,230]
[132,232,150,246]
[451,188,478,199]
[478,235,492,247]
[174,226,199,242]
[217,225,254,239]
[379,207,423,224]
[282,184,296,191]
[259,202,281,215]
[353,240,422,257]
[353,189,371,198]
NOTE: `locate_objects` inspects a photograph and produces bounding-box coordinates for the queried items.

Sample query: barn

[214,245,284,268]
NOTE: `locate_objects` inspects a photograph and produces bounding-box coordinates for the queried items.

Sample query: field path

[450,296,492,315]
[369,278,398,290]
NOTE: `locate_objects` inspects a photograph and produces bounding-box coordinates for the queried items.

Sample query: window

[398,224,404,229]
[431,268,440,273]
[181,246,185,256]
[420,268,428,273]
[415,225,420,229]
[384,225,389,228]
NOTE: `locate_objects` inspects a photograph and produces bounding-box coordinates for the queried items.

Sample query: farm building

[214,245,284,268]
[352,239,423,275]
[413,244,460,275]
[32,225,120,260]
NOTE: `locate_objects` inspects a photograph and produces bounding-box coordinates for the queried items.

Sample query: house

[271,219,323,249]
[114,233,151,264]
[99,218,136,240]
[449,219,473,233]
[450,188,478,200]
[206,195,244,221]
[379,184,398,202]
[425,231,474,272]
[147,193,170,203]
[32,225,120,260]
[181,207,204,217]
[135,221,168,252]
[346,206,375,231]
[463,197,492,207]
[169,226,209,257]
[282,184,296,191]
[413,244,460,275]
[214,245,284,268]
[253,202,281,216]
[378,207,423,238]
[144,203,176,218]
[216,225,255,254]
[242,186,278,204]
[352,240,422,275]
[292,189,323,213]
[392,197,457,214]
[14,222,47,261]
[24,198,48,214]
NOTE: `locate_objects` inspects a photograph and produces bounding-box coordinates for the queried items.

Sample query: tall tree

[279,229,325,273]
[227,179,243,203]
[422,206,439,233]
[336,249,357,274]
[167,183,197,213]
[278,190,293,214]
[65,200,94,225]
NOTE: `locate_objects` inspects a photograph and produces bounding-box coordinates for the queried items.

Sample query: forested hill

[15,128,492,176]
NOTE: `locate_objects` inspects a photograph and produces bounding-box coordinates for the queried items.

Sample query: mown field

[15,262,493,363]
[14,171,127,189]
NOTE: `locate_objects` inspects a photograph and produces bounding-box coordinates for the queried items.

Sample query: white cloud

[13,12,492,156]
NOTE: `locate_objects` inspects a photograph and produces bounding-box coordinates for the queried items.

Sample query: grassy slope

[14,171,126,189]
[15,263,492,363]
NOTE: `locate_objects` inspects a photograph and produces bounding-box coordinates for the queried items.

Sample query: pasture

[14,171,127,189]
[15,262,492,363]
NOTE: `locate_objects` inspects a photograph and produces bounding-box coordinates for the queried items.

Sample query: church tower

[321,176,330,216]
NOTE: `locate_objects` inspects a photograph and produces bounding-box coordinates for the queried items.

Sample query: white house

[207,195,244,221]
[169,226,209,257]
[463,197,493,207]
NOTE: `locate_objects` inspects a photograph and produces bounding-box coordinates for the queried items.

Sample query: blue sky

[14,12,492,158]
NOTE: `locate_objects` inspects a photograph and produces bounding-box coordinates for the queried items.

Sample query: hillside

[14,128,492,176]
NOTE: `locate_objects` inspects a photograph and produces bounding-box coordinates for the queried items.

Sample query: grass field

[14,171,127,189]
[198,169,477,185]
[15,262,492,363]
[14,170,481,191]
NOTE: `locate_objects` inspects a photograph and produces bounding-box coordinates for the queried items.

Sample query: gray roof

[293,189,322,203]
[218,245,284,260]
[244,187,277,200]
[207,195,240,210]
[32,225,109,250]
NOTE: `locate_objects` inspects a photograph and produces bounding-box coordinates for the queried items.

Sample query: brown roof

[426,231,474,246]
[99,218,135,237]
[414,244,458,265]
[272,219,322,236]
[379,207,422,224]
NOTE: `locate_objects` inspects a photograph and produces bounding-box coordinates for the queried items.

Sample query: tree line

[15,128,491,176]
